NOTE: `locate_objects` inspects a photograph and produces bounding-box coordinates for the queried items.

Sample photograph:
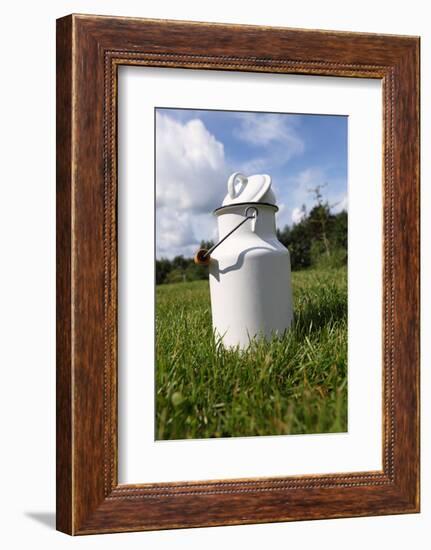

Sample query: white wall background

[0,1,427,548]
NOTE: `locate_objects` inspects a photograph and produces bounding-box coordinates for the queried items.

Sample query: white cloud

[290,167,325,209]
[155,112,346,257]
[233,113,305,173]
[291,207,306,225]
[156,207,195,257]
[332,193,348,213]
[234,113,303,150]
[156,113,227,212]
[274,202,291,230]
[156,113,228,258]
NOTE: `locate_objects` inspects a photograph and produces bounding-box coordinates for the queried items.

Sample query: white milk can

[195,172,293,349]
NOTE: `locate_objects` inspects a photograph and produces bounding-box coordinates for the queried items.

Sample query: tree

[332,210,348,249]
[277,184,348,271]
[307,183,333,257]
[155,258,172,285]
[278,221,312,270]
[165,268,185,284]
[155,190,347,282]
[171,255,188,271]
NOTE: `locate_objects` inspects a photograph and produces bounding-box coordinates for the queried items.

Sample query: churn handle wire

[194,206,258,265]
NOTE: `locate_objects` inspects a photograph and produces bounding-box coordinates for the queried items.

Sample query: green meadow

[155,266,347,440]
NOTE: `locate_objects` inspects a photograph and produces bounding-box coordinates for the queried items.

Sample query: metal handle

[194,206,258,265]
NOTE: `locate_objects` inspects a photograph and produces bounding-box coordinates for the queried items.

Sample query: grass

[155,266,347,440]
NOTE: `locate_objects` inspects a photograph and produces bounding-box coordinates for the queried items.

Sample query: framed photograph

[56,14,420,534]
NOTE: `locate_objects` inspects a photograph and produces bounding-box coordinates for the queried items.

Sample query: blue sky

[155,107,347,259]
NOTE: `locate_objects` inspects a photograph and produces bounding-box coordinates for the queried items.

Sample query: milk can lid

[222,172,276,206]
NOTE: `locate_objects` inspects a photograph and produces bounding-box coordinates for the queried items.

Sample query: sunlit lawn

[156,266,347,440]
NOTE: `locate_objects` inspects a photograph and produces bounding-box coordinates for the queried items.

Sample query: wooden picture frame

[56,14,420,535]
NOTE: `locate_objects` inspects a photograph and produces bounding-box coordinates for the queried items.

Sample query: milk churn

[194,172,293,349]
